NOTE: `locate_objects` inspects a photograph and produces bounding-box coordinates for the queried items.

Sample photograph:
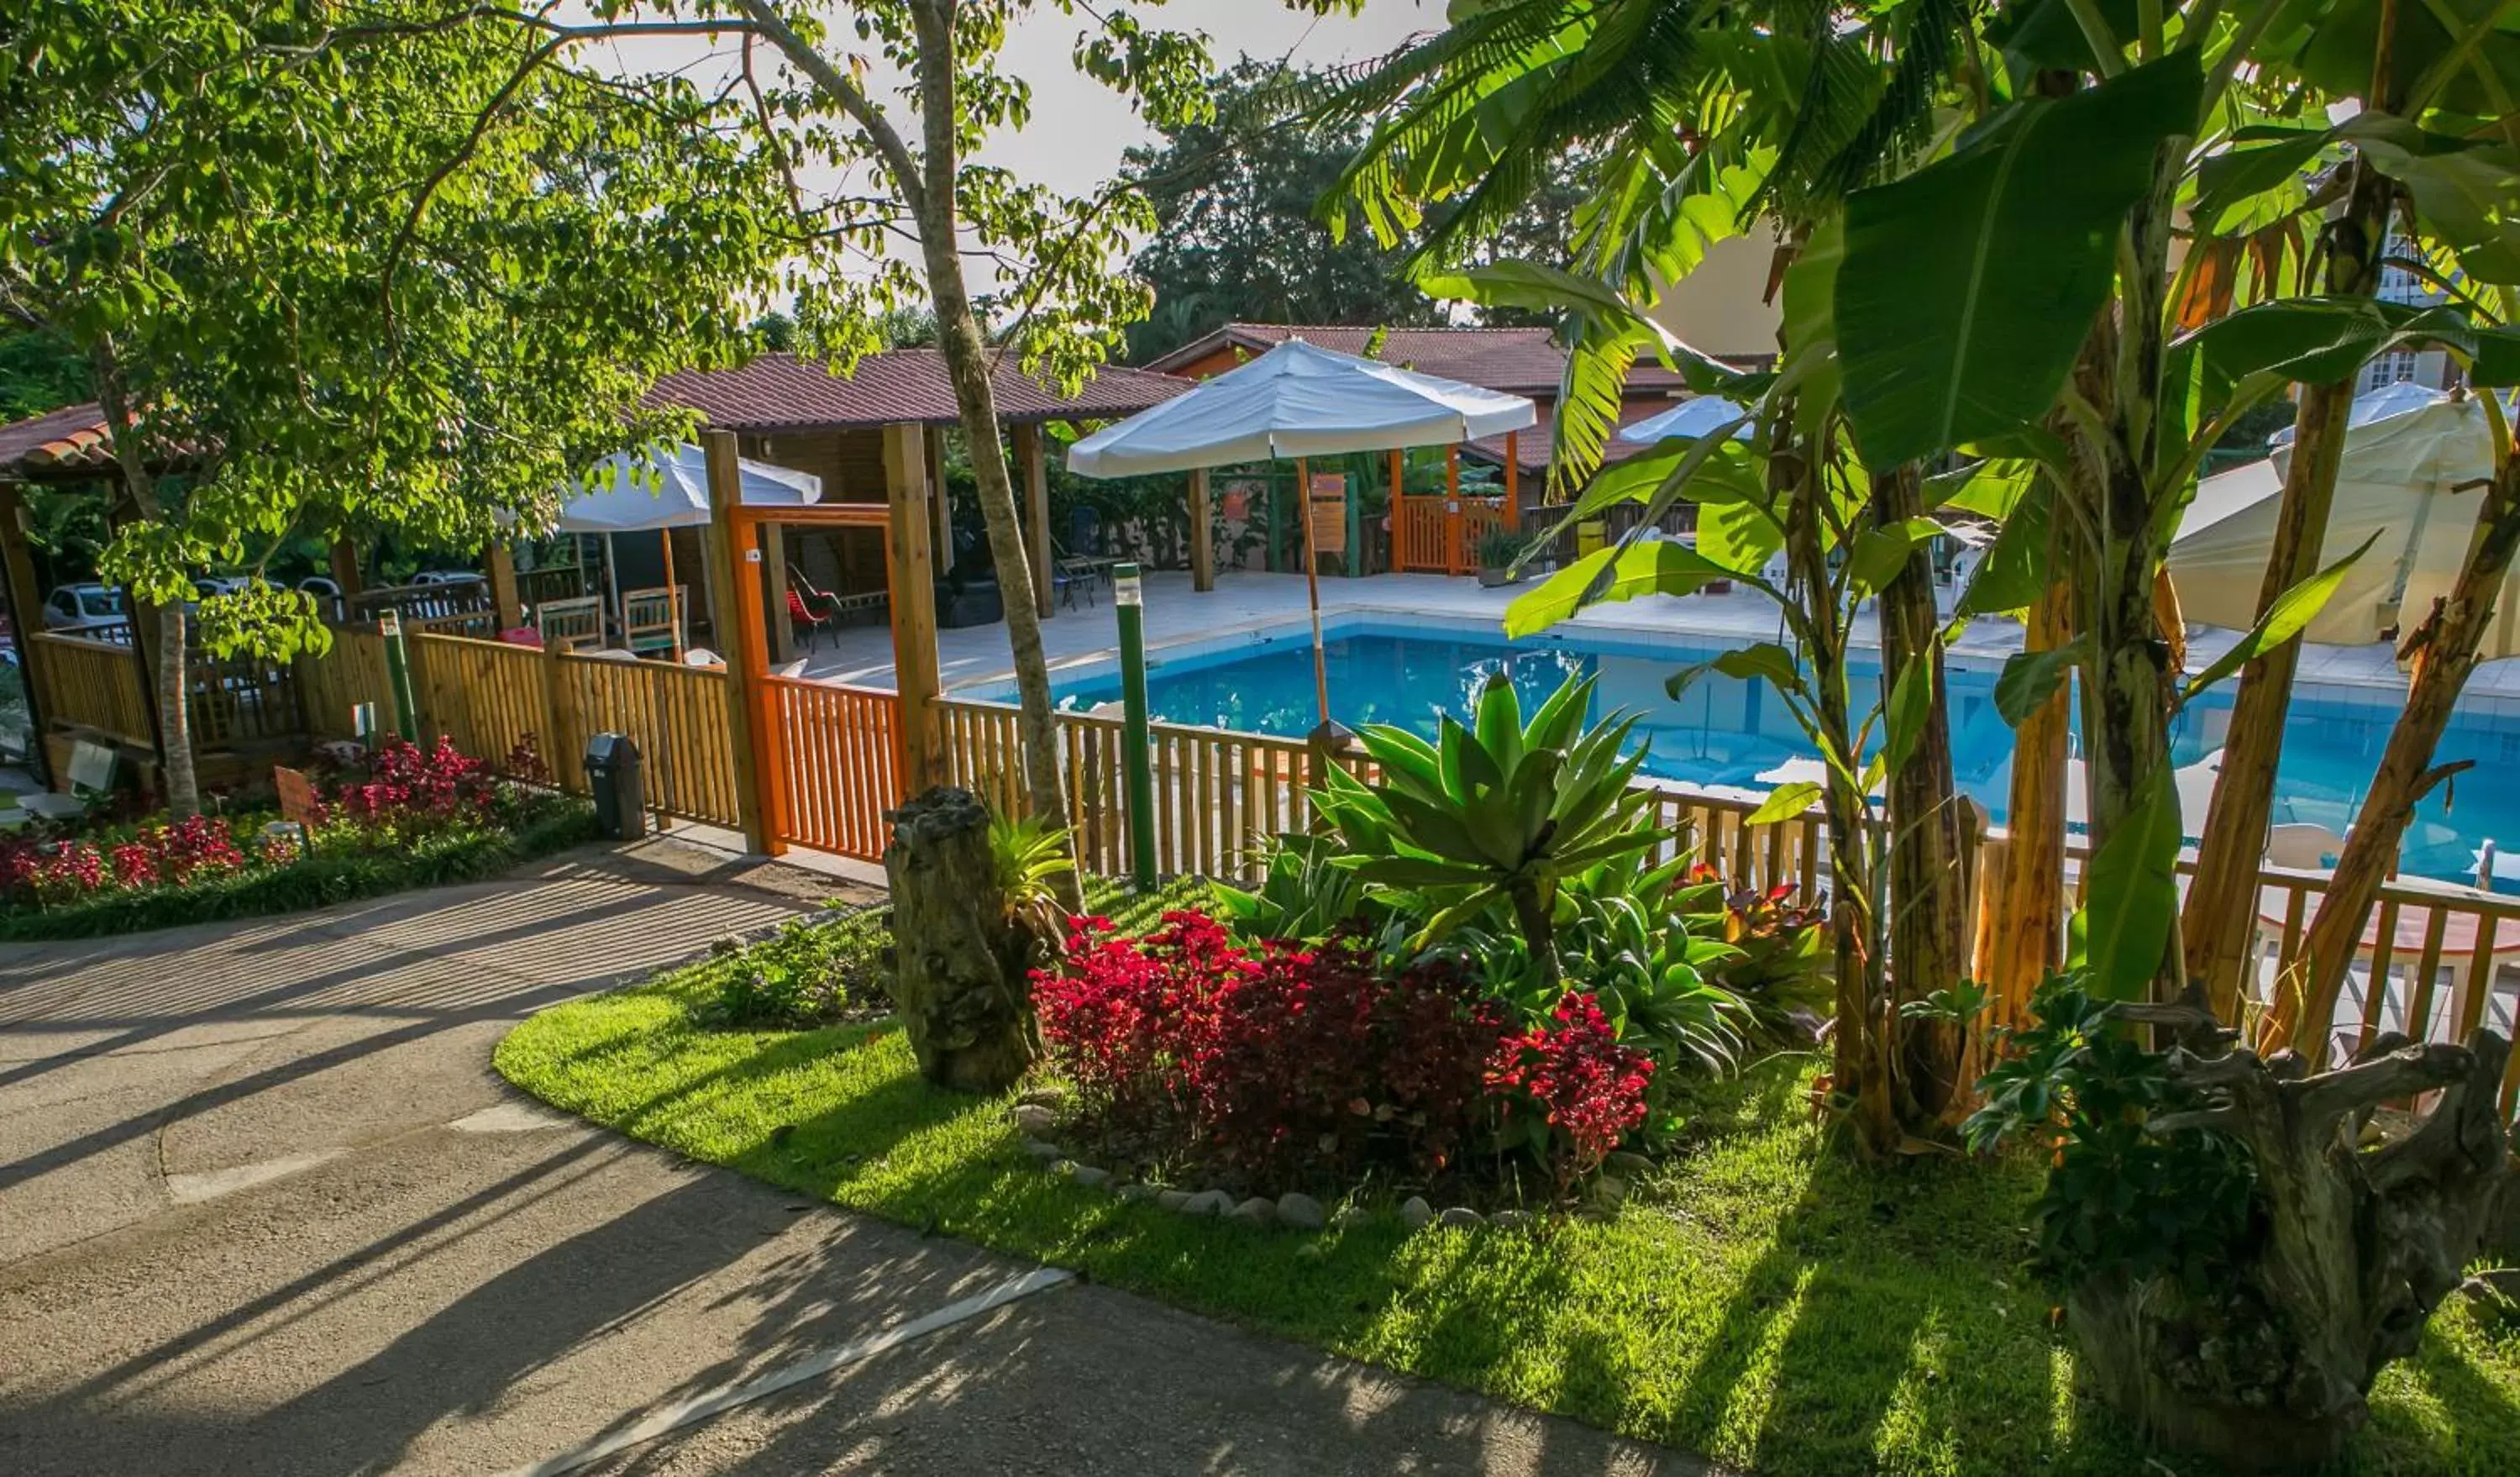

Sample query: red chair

[786,588,834,650]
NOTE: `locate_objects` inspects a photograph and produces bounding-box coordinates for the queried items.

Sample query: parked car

[42,584,128,637]
[297,575,344,623]
[410,570,485,588]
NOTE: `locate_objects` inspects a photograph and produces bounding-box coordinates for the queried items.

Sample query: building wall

[1645,229,1783,359]
[743,428,891,597]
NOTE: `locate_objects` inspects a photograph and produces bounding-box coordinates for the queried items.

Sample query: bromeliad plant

[1313,670,1665,980]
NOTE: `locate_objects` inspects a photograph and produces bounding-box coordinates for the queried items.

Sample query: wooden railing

[764,677,900,860]
[188,653,305,748]
[552,648,742,828]
[1395,497,1448,573]
[26,631,151,747]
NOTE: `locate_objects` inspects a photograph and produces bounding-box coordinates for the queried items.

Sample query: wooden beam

[1504,432,1520,531]
[762,523,795,663]
[927,424,953,575]
[702,430,774,854]
[1014,421,1053,619]
[1445,444,1463,576]
[0,483,53,777]
[486,543,522,631]
[882,421,943,793]
[1188,467,1215,592]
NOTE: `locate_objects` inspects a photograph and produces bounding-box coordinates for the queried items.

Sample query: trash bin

[584,733,647,841]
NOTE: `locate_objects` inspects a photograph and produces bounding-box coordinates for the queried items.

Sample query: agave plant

[1315,670,1667,980]
[1212,831,1378,943]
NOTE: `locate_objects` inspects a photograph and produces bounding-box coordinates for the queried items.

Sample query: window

[2364,350,2419,392]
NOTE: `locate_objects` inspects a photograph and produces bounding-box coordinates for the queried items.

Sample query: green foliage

[988,807,1076,940]
[704,910,888,1031]
[1315,670,1664,968]
[1212,831,1378,944]
[1835,55,2204,465]
[1964,975,2260,1290]
[0,325,88,423]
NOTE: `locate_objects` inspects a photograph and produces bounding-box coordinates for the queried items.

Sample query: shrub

[1036,909,1656,1194]
[1485,992,1656,1188]
[704,912,886,1029]
[333,735,496,833]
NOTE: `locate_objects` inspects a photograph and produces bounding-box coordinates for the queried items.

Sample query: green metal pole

[1115,562,1157,889]
[378,608,418,743]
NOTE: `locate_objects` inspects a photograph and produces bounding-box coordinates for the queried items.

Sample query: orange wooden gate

[762,675,902,861]
[1396,496,1449,571]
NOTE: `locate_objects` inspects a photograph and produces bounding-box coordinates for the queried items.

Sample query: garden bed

[494,882,2520,1477]
[0,736,596,941]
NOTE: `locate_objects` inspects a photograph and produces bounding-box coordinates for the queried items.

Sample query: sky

[967,1,1448,197]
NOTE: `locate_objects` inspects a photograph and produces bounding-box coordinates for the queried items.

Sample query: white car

[42,584,127,637]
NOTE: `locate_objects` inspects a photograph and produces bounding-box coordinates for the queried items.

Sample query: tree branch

[733,0,930,222]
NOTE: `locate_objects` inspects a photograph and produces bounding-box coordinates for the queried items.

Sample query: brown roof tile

[646,350,1192,432]
[1144,323,1696,397]
[0,402,114,475]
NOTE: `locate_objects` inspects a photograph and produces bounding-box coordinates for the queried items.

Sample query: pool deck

[784,569,2520,710]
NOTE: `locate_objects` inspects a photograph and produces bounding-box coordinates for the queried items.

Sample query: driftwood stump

[2071,1003,2513,1471]
[881,786,1037,1094]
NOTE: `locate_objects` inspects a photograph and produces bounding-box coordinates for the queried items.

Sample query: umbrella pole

[1299,456,1328,725]
[660,528,684,661]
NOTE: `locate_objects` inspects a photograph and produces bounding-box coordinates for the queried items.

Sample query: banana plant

[1312,670,1667,980]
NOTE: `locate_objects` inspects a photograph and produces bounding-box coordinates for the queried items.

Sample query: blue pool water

[1034,618,2520,886]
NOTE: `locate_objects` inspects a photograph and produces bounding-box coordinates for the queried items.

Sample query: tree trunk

[2067,1007,2513,1471]
[2182,156,2394,1021]
[1873,462,1968,1123]
[882,786,1039,1092]
[1984,576,2072,1022]
[1778,421,1893,1155]
[90,344,200,817]
[900,1,1081,912]
[2272,451,2520,1058]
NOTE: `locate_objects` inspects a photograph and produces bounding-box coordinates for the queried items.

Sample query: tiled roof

[645,350,1192,432]
[0,402,115,476]
[1143,323,1697,397]
[1462,394,1691,475]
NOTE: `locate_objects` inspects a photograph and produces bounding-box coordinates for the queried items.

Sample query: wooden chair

[535,595,603,651]
[621,586,687,657]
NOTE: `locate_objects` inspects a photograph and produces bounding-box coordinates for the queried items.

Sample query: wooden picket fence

[24,632,153,749]
[764,675,901,860]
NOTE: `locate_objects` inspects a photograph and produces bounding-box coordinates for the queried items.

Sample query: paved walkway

[1,843,1704,1475]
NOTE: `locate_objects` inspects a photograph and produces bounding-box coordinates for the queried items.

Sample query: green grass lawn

[495,896,2520,1477]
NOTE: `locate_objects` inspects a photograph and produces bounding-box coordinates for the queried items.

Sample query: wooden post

[1504,432,1521,531]
[927,425,953,576]
[486,543,522,631]
[1389,449,1406,571]
[1188,468,1215,592]
[761,523,795,663]
[0,483,52,775]
[883,421,944,793]
[1014,421,1053,619]
[1445,444,1464,576]
[702,430,774,854]
[538,635,576,791]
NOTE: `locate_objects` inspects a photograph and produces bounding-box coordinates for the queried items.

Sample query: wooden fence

[764,676,900,860]
[25,632,152,748]
[1393,495,1514,576]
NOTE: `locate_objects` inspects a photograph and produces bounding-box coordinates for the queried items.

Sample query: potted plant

[1475,527,1528,587]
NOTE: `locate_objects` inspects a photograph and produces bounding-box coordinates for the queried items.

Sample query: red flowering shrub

[1485,993,1656,1188]
[1036,910,1514,1186]
[333,736,496,832]
[0,838,108,903]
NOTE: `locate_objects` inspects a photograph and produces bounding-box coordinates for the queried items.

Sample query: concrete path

[1,844,1704,1476]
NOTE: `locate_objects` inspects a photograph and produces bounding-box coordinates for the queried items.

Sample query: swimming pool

[1009,616,2520,886]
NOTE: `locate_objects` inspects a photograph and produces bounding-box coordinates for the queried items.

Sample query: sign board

[1308,473,1348,559]
[272,765,320,854]
[375,608,402,638]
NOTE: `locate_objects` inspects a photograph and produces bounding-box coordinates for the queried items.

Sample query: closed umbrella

[2171,392,2516,655]
[1617,396,1753,444]
[1067,339,1536,723]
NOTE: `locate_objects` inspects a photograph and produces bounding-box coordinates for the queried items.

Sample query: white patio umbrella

[547,442,822,658]
[1617,396,1753,444]
[2171,391,2517,655]
[1065,339,1536,723]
